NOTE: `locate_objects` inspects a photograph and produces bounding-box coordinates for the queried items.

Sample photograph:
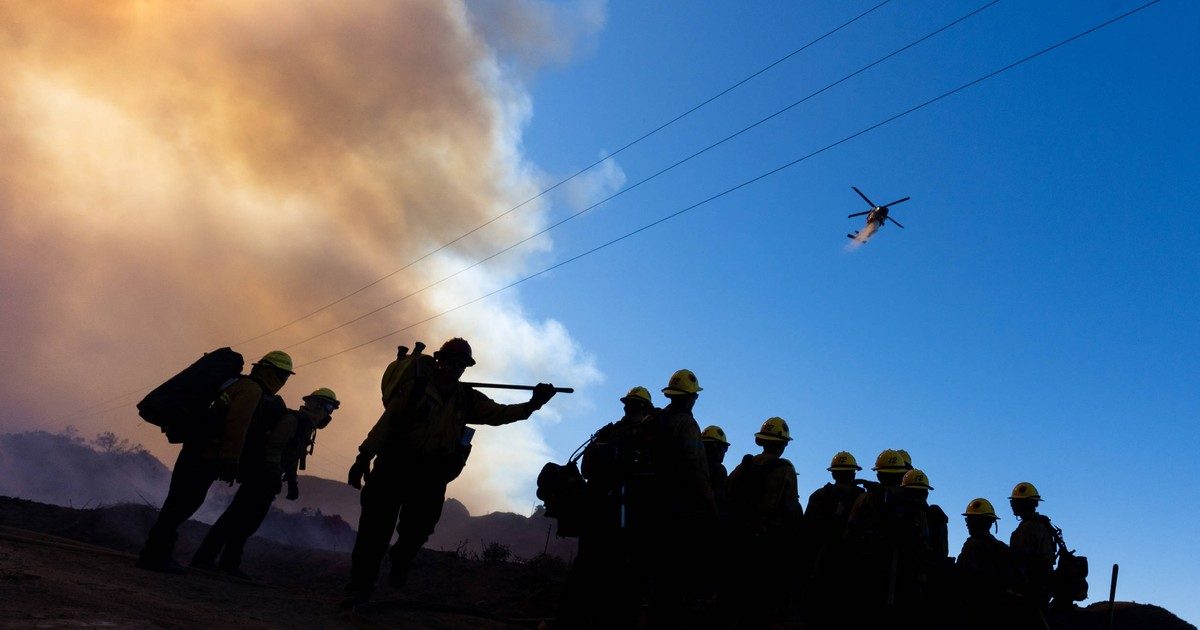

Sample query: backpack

[727,454,791,535]
[380,343,432,407]
[1047,520,1089,601]
[536,460,588,537]
[137,347,244,443]
[536,434,600,538]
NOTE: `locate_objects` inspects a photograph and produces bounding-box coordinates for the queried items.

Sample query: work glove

[529,383,556,410]
[216,459,239,485]
[348,453,373,490]
[286,479,300,501]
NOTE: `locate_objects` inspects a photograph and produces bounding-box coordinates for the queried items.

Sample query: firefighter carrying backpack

[137,347,244,443]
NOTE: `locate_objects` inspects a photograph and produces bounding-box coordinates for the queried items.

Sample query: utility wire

[294,0,1161,369]
[277,0,1000,352]
[50,1,895,421]
[228,0,895,349]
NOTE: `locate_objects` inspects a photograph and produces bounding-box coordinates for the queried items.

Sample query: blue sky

[1,0,1194,621]
[504,0,1198,621]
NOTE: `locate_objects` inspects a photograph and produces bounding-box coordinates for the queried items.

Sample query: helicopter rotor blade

[848,211,871,218]
[851,186,876,208]
[880,197,911,208]
[888,216,905,229]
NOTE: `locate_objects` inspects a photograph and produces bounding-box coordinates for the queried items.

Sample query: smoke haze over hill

[0,0,611,514]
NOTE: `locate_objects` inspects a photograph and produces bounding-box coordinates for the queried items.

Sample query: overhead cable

[293,0,1161,369]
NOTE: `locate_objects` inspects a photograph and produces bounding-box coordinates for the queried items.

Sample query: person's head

[872,449,907,487]
[895,449,913,471]
[250,350,294,393]
[827,451,861,484]
[301,388,340,429]
[619,386,654,419]
[963,498,1000,536]
[700,425,729,464]
[753,417,792,456]
[433,338,475,383]
[1009,481,1042,518]
[662,369,701,412]
[901,468,932,502]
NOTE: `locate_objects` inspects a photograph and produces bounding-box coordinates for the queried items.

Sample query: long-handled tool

[1108,563,1119,630]
[461,382,574,393]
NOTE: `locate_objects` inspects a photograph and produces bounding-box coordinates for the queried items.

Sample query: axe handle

[460,382,574,393]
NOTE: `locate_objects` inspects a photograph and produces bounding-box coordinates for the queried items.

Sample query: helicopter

[846,186,910,243]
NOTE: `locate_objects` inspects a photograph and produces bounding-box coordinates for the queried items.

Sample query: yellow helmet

[872,449,907,473]
[895,449,913,469]
[962,498,999,520]
[620,386,652,405]
[901,468,933,490]
[255,350,295,374]
[305,388,340,409]
[827,451,861,471]
[701,425,729,445]
[662,369,702,396]
[754,417,792,442]
[1010,481,1042,501]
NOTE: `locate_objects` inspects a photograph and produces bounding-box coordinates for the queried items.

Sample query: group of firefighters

[136,338,1072,628]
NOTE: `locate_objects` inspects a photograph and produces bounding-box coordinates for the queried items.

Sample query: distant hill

[0,430,576,559]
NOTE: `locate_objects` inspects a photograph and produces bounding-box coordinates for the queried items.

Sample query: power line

[276,0,1001,352]
[294,0,1161,369]
[227,0,895,349]
[50,2,897,422]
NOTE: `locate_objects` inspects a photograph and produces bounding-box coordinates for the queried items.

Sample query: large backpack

[727,454,792,536]
[380,343,432,407]
[137,347,244,443]
[1047,519,1089,602]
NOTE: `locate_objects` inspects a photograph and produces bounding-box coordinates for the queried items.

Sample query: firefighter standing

[642,369,717,627]
[137,351,293,573]
[559,386,656,629]
[804,451,865,628]
[1009,482,1056,619]
[724,417,804,628]
[342,338,556,604]
[700,425,730,516]
[190,388,339,576]
[954,498,1017,626]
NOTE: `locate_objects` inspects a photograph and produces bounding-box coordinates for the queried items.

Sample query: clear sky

[508,0,1199,622]
[1,0,1195,622]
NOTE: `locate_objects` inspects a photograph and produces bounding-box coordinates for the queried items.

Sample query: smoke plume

[0,1,605,513]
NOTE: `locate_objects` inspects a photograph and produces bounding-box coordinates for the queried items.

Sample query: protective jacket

[640,405,716,523]
[727,454,802,539]
[806,482,864,542]
[359,378,536,473]
[201,373,287,464]
[1010,514,1056,602]
[957,531,1014,587]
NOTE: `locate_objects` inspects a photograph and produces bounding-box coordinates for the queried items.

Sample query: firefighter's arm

[216,379,263,462]
[464,388,536,426]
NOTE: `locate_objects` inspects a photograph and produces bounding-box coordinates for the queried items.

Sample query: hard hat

[754,417,792,442]
[305,388,341,409]
[895,449,913,469]
[662,369,702,396]
[701,425,729,445]
[901,468,933,490]
[872,449,907,473]
[1010,481,1042,501]
[434,337,476,367]
[255,350,295,374]
[620,386,652,405]
[827,451,862,471]
[962,498,999,520]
